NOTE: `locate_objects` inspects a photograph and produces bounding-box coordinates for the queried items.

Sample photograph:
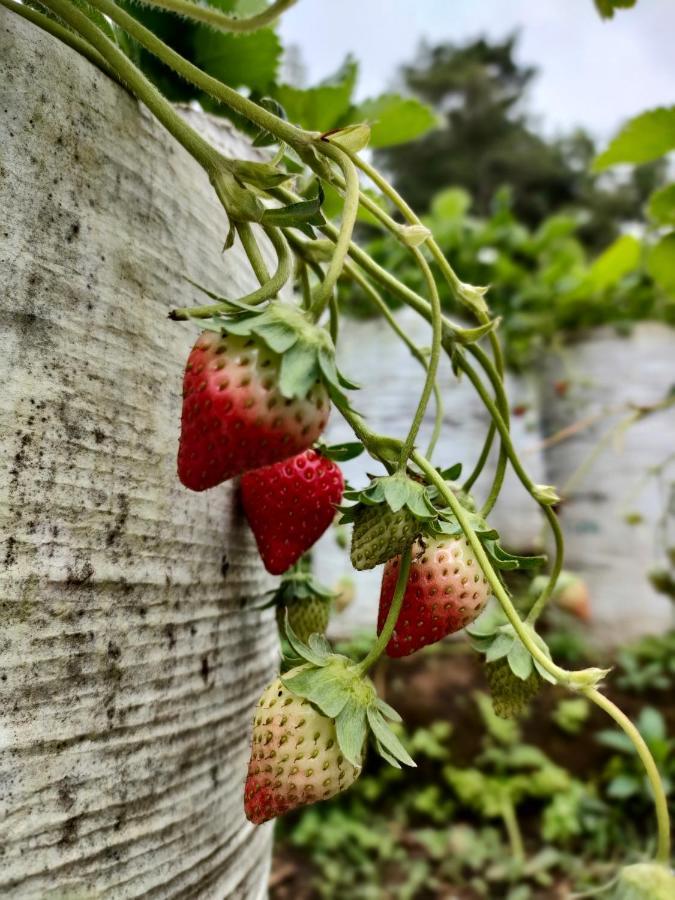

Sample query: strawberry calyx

[199,300,357,403]
[281,619,416,770]
[467,602,557,685]
[340,472,437,524]
[268,566,336,611]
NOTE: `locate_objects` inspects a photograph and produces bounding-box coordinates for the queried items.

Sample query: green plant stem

[170,226,291,318]
[455,352,563,610]
[584,687,671,865]
[40,0,225,173]
[1,0,120,81]
[134,0,297,32]
[236,222,270,285]
[310,142,360,319]
[344,262,443,460]
[411,449,598,689]
[344,148,505,374]
[470,347,509,517]
[462,423,496,492]
[357,548,412,675]
[81,0,307,146]
[398,249,443,469]
[329,292,340,345]
[500,794,525,865]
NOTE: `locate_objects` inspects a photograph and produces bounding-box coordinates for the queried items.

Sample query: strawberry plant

[10,0,672,893]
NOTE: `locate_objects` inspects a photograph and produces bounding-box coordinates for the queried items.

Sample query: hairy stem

[398,249,443,468]
[170,226,291,318]
[236,222,271,285]
[357,548,412,675]
[133,0,297,32]
[82,0,307,146]
[584,687,670,864]
[310,142,360,318]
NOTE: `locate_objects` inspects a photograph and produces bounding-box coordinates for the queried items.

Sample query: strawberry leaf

[336,700,368,767]
[366,707,416,767]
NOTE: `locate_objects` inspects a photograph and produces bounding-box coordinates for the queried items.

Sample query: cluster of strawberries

[177,328,491,824]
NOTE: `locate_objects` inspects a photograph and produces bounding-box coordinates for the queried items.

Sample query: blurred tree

[376,36,664,249]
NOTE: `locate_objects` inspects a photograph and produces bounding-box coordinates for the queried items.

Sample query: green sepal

[366,707,416,768]
[261,183,326,233]
[272,568,336,609]
[317,441,365,462]
[252,96,288,148]
[231,160,292,191]
[375,697,402,723]
[280,339,321,398]
[438,462,462,482]
[454,317,500,346]
[336,699,368,768]
[484,540,547,572]
[282,664,353,719]
[374,738,402,769]
[322,123,371,153]
[433,509,498,541]
[341,473,436,524]
[283,613,331,667]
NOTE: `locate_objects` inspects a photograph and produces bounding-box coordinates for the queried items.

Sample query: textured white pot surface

[1,10,276,898]
[540,324,674,645]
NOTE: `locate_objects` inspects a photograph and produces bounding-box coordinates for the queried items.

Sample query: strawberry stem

[237,222,271,286]
[133,0,297,33]
[356,548,412,675]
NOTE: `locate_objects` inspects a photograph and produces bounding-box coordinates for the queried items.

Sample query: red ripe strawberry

[178,331,329,491]
[378,536,490,658]
[244,675,361,824]
[241,449,344,574]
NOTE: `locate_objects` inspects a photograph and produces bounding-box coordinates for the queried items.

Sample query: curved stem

[500,795,525,865]
[236,222,271,285]
[456,352,563,607]
[412,449,599,689]
[344,262,444,461]
[328,292,340,345]
[170,226,291,318]
[310,143,360,319]
[81,0,307,146]
[462,423,496,492]
[584,687,670,864]
[1,0,119,82]
[134,0,297,32]
[357,548,412,675]
[398,249,442,469]
[40,0,225,173]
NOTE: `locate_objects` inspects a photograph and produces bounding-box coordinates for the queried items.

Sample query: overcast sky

[279,0,675,141]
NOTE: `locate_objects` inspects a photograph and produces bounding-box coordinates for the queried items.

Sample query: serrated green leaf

[586,234,641,292]
[193,26,281,92]
[353,93,438,148]
[275,57,357,132]
[335,699,367,767]
[507,640,534,680]
[366,706,416,767]
[279,341,320,399]
[648,183,675,226]
[594,106,675,170]
[647,233,675,296]
[486,633,515,663]
[282,666,351,718]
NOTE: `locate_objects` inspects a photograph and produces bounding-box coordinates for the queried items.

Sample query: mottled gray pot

[0,10,276,898]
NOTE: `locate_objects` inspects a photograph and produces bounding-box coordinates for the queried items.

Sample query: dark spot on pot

[107,640,121,662]
[164,623,176,650]
[221,553,229,578]
[201,655,210,684]
[93,428,105,444]
[59,815,81,847]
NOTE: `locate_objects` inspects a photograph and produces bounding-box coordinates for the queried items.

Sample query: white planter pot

[1,11,276,897]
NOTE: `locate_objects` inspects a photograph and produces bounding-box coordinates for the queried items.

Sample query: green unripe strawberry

[277,593,331,643]
[485,658,541,718]
[350,503,420,570]
[244,674,361,824]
